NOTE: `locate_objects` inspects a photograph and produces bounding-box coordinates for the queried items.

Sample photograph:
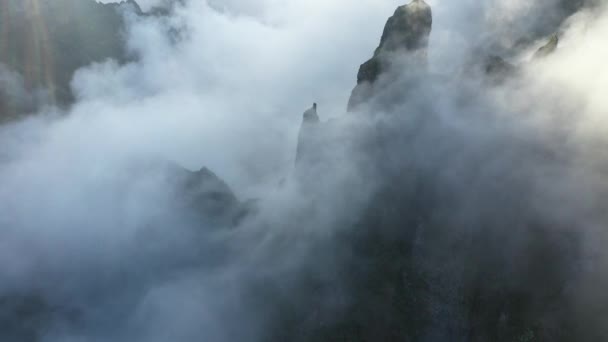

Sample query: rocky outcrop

[482,33,559,83]
[122,160,248,226]
[534,35,559,59]
[375,0,433,56]
[295,103,321,168]
[483,55,517,82]
[163,163,248,225]
[347,0,432,112]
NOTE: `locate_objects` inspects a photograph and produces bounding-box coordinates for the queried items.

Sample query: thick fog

[1,0,607,341]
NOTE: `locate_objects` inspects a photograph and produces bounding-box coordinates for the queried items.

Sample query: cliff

[347,0,432,112]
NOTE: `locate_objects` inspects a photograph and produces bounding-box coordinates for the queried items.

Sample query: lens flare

[1,0,56,104]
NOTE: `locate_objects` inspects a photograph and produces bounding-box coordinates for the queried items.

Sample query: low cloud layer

[0,0,607,341]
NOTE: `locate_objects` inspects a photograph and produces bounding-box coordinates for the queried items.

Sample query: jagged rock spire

[296,103,321,166]
[303,103,320,123]
[347,0,432,112]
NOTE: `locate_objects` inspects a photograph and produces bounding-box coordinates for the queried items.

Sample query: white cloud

[1,0,608,340]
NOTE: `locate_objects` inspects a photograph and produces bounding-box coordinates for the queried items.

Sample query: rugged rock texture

[375,0,432,56]
[347,0,432,112]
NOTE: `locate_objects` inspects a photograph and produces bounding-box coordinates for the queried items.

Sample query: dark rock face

[483,55,517,82]
[534,35,559,59]
[296,103,321,168]
[347,0,432,112]
[0,0,141,120]
[162,162,246,226]
[485,55,515,74]
[482,33,558,83]
[375,0,433,56]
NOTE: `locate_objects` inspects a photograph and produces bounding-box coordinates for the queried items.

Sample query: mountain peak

[347,0,432,112]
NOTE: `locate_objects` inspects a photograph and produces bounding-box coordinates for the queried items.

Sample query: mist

[1,0,607,341]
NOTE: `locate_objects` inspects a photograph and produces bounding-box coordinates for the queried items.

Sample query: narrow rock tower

[347,0,432,112]
[295,103,321,167]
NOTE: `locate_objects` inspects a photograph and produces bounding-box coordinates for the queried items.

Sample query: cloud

[0,0,607,341]
[0,1,407,340]
[98,0,165,11]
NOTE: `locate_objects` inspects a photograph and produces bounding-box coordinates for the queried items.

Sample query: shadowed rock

[296,103,321,168]
[484,55,517,82]
[163,163,246,225]
[347,0,432,112]
[375,0,433,56]
[122,160,248,226]
[482,33,559,84]
[534,35,559,59]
